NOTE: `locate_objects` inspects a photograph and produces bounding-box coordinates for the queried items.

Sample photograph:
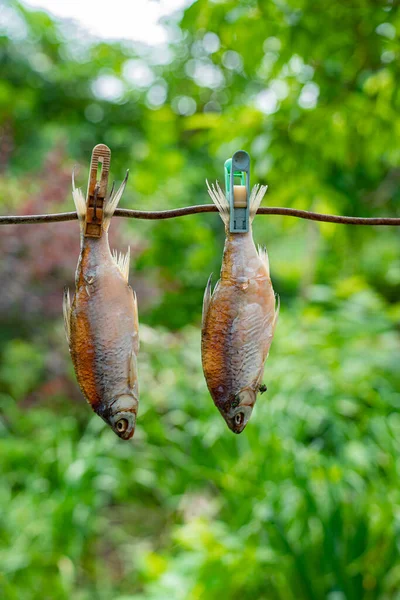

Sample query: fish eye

[116,418,129,433]
[234,413,244,426]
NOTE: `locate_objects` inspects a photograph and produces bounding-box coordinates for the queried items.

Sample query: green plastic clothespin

[224,150,250,233]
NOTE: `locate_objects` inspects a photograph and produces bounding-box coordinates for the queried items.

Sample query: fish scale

[63,145,140,440]
[202,178,279,434]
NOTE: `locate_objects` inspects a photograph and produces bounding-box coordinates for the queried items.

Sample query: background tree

[0,1,400,598]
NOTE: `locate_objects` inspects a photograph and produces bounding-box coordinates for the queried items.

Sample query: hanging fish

[202,151,279,434]
[63,144,139,440]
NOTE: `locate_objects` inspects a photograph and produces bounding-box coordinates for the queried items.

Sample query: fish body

[202,183,279,433]
[64,173,139,440]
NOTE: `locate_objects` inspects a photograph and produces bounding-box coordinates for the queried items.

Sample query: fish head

[102,394,139,440]
[221,388,257,434]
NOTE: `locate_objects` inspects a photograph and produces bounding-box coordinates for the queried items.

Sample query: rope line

[0,205,399,225]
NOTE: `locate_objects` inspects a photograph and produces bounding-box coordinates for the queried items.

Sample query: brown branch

[0,205,399,225]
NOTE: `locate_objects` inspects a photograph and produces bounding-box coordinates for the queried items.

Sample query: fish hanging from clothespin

[64,143,140,440]
[202,150,279,434]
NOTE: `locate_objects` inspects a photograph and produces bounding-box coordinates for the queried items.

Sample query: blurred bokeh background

[1,0,400,598]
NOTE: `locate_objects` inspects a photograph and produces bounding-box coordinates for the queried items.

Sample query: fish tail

[207,180,267,226]
[249,184,268,223]
[72,168,86,232]
[103,171,129,232]
[72,169,129,234]
[206,180,229,227]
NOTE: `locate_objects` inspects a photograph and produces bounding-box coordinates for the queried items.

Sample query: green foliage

[1,296,400,599]
[0,0,400,598]
[2,0,399,327]
[0,340,45,400]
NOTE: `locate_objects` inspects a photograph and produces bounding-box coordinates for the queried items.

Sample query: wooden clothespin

[84,144,111,238]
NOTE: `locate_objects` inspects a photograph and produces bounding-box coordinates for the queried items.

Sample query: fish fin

[257,245,270,276]
[72,169,86,231]
[273,293,280,332]
[128,349,138,390]
[103,170,129,232]
[202,273,213,328]
[112,246,130,282]
[206,180,267,226]
[264,294,280,361]
[132,288,140,352]
[63,287,71,344]
[249,184,268,223]
[206,180,229,227]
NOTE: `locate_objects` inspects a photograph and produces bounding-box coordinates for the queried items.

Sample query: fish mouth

[106,394,139,440]
[228,405,253,434]
[111,410,136,440]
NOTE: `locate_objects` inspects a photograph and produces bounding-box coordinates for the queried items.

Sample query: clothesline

[0,205,399,226]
